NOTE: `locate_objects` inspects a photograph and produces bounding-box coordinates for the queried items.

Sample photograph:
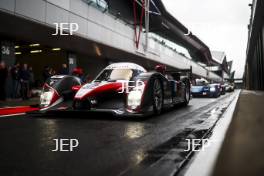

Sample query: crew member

[19,64,30,100]
[155,64,166,75]
[0,61,8,101]
[72,67,85,83]
[59,63,69,75]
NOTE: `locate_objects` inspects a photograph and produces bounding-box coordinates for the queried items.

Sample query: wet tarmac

[0,91,238,176]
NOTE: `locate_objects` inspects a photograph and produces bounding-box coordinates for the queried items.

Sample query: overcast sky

[162,0,252,78]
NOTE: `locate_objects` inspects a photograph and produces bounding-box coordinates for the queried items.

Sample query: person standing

[11,62,21,98]
[42,66,51,83]
[19,63,30,100]
[0,61,8,101]
[72,67,85,83]
[6,66,13,99]
[29,66,35,97]
[49,67,56,76]
[58,63,69,75]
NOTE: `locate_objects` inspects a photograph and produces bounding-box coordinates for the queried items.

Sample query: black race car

[36,62,191,117]
[208,83,221,98]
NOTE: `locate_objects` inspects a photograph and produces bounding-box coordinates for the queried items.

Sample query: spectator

[72,67,85,83]
[49,67,56,76]
[29,66,35,97]
[155,64,166,75]
[0,61,8,101]
[6,66,15,99]
[19,63,30,100]
[11,62,21,98]
[42,66,51,82]
[58,63,69,75]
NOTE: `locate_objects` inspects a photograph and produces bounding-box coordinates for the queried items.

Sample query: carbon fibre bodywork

[36,63,191,117]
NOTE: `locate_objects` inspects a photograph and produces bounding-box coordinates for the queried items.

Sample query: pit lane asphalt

[0,91,238,176]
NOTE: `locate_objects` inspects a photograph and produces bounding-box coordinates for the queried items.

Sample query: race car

[36,62,191,117]
[191,79,209,97]
[208,83,221,98]
[225,82,235,92]
[191,79,221,98]
[220,84,226,95]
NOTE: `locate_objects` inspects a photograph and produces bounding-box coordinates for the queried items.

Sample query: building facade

[0,0,222,82]
[245,0,264,90]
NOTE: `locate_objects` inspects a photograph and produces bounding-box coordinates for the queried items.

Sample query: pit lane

[0,91,239,176]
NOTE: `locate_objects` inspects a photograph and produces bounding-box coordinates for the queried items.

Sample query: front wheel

[73,99,91,110]
[152,79,163,115]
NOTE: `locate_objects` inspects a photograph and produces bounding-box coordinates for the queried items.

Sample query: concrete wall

[0,0,221,81]
[245,0,264,90]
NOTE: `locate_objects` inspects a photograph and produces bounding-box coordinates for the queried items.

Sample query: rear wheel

[152,79,163,114]
[214,92,220,98]
[183,86,190,106]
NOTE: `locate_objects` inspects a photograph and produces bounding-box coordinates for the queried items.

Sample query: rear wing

[166,66,192,81]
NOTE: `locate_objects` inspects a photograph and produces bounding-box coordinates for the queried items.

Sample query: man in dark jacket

[11,62,20,98]
[19,63,30,100]
[42,66,51,83]
[0,61,8,101]
[58,63,69,75]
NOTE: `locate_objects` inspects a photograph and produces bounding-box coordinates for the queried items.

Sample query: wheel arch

[133,72,165,112]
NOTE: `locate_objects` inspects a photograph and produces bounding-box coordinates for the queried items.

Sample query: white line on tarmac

[184,90,241,176]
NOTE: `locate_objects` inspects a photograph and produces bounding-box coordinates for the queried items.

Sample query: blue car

[191,85,210,97]
[191,80,221,98]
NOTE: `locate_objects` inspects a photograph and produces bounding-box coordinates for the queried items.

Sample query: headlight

[127,90,143,110]
[127,81,145,110]
[210,87,216,92]
[40,90,54,107]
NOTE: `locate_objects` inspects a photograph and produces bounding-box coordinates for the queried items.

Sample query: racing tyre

[152,78,163,115]
[214,93,220,98]
[183,86,190,106]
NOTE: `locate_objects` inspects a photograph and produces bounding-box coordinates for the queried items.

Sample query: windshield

[94,69,141,82]
[196,81,208,86]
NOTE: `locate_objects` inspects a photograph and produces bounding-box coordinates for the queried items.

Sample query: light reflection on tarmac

[0,91,238,176]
